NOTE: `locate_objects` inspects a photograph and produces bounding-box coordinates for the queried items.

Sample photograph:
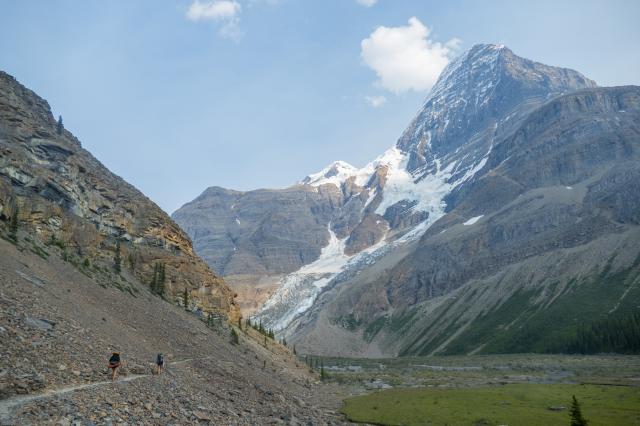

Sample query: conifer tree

[230,327,239,345]
[150,263,158,293]
[293,346,297,355]
[8,203,19,242]
[570,395,588,426]
[157,263,165,296]
[238,316,242,331]
[113,240,121,274]
[320,361,326,381]
[183,288,189,310]
[128,252,137,271]
[56,115,63,135]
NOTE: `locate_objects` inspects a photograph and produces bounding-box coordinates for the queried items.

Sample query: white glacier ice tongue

[254,225,351,331]
[257,148,491,334]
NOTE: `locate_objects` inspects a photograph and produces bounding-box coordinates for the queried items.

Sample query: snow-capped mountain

[174,45,640,357]
[248,44,596,334]
[256,145,466,333]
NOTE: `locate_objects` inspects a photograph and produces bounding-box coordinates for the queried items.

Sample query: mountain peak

[425,43,510,107]
[396,44,596,175]
[470,42,506,51]
[301,160,360,186]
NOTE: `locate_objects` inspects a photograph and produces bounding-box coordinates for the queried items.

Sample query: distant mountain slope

[173,44,600,333]
[174,45,639,357]
[288,86,640,356]
[0,71,236,317]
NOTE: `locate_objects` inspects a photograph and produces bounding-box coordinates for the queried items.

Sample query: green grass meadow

[342,384,640,426]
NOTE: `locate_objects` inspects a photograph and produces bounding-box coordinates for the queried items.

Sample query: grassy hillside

[390,248,640,356]
[443,254,640,355]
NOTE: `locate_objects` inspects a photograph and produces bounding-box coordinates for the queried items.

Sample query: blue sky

[1,0,639,213]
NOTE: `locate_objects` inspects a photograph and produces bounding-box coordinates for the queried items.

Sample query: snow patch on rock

[463,215,484,226]
[302,161,360,187]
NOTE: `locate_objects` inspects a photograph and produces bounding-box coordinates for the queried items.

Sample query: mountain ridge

[288,84,640,357]
[173,45,638,357]
[172,44,596,321]
[0,70,238,319]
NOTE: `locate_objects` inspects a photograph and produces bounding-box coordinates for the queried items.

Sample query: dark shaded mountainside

[0,71,347,424]
[174,44,640,357]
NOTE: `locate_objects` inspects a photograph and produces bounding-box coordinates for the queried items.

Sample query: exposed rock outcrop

[0,71,237,319]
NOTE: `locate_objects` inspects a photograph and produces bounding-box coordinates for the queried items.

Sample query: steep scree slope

[0,71,236,317]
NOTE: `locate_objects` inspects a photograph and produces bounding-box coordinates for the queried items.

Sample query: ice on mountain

[463,215,484,226]
[255,224,352,331]
[302,160,360,187]
[261,44,515,335]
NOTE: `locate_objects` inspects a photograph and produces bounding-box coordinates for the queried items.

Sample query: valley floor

[342,383,640,426]
[323,354,640,425]
[0,237,348,425]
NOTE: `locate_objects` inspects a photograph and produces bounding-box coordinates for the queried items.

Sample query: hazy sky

[1,0,639,213]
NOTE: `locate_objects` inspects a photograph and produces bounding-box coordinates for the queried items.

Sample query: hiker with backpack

[155,353,165,375]
[108,352,121,381]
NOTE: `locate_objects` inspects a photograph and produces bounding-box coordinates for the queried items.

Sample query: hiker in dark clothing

[108,352,121,381]
[155,353,165,375]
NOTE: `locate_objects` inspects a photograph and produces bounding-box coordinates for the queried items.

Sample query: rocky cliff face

[173,185,343,277]
[397,44,596,177]
[0,71,237,318]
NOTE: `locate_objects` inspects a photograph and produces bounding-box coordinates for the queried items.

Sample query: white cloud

[361,17,460,93]
[186,0,242,39]
[187,0,241,21]
[356,0,378,7]
[364,95,387,108]
[248,0,282,4]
